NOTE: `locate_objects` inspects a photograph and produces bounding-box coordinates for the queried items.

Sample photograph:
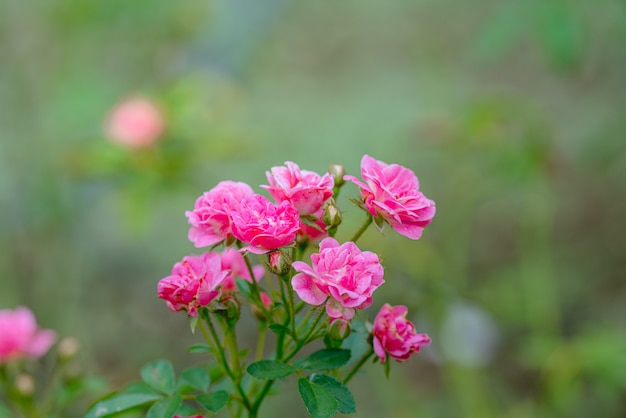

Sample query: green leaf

[298,377,339,418]
[141,360,176,395]
[311,374,355,414]
[295,349,351,371]
[84,386,162,418]
[235,277,255,301]
[187,343,213,354]
[189,315,199,334]
[178,367,211,393]
[384,358,390,379]
[146,393,182,418]
[269,323,292,336]
[247,360,297,379]
[197,391,229,412]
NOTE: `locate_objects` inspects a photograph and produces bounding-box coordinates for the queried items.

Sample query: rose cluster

[158,155,434,363]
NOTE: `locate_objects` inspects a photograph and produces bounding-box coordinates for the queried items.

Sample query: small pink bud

[322,201,342,229]
[266,249,292,276]
[328,318,351,342]
[328,164,346,188]
[251,292,274,322]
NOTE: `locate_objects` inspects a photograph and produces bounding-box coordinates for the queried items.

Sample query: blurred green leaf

[197,391,229,412]
[141,360,176,395]
[146,393,182,418]
[310,374,356,414]
[247,360,297,380]
[178,367,211,393]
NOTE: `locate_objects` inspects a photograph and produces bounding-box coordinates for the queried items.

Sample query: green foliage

[196,391,229,413]
[310,374,356,414]
[140,360,176,396]
[295,349,351,372]
[297,377,339,418]
[247,360,298,380]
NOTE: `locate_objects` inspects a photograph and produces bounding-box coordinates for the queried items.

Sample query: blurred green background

[1,0,626,416]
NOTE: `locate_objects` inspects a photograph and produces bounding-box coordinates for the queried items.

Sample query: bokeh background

[1,0,626,416]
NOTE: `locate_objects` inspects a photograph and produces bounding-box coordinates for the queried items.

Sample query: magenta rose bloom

[231,195,300,254]
[185,181,255,248]
[261,161,334,216]
[0,306,56,363]
[291,237,384,320]
[158,253,228,316]
[219,248,265,293]
[344,155,436,240]
[372,303,431,362]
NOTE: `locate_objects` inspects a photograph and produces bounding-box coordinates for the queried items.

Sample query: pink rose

[0,306,56,363]
[291,238,384,320]
[219,248,265,293]
[231,195,300,254]
[104,96,164,148]
[186,181,255,248]
[372,303,431,362]
[344,155,436,240]
[261,162,334,216]
[157,253,228,316]
[297,209,328,244]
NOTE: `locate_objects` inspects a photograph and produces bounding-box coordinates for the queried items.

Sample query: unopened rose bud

[266,249,292,276]
[328,318,351,342]
[58,337,80,360]
[328,164,345,188]
[15,374,34,396]
[215,296,241,326]
[251,292,274,322]
[322,202,342,229]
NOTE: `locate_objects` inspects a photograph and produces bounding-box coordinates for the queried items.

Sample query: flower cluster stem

[350,214,373,243]
[343,348,375,384]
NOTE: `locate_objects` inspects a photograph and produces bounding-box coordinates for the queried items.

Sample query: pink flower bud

[251,292,274,321]
[328,164,346,188]
[104,96,164,148]
[328,318,351,342]
[322,201,342,229]
[372,304,431,362]
[266,249,292,276]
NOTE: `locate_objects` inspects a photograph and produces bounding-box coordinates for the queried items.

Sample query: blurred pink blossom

[261,161,334,215]
[219,248,264,293]
[104,96,164,148]
[292,237,384,320]
[372,303,431,362]
[345,155,436,240]
[157,253,228,316]
[186,181,255,248]
[0,306,56,363]
[231,195,300,254]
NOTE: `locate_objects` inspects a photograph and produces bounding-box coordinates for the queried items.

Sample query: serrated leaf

[178,367,210,393]
[298,377,338,418]
[311,374,355,414]
[197,391,229,412]
[84,391,162,418]
[247,360,297,379]
[269,323,291,336]
[187,343,213,354]
[146,393,182,418]
[141,360,176,395]
[295,349,351,371]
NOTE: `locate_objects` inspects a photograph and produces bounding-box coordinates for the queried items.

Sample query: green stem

[343,348,375,384]
[255,321,267,361]
[238,242,273,320]
[285,304,327,362]
[200,316,253,412]
[350,214,373,243]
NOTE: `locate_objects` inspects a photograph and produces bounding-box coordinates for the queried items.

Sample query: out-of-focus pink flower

[186,181,255,248]
[260,292,273,311]
[219,248,264,293]
[104,96,164,148]
[372,303,431,362]
[157,253,228,316]
[231,195,300,254]
[291,238,384,320]
[0,307,56,363]
[344,155,436,240]
[261,162,334,215]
